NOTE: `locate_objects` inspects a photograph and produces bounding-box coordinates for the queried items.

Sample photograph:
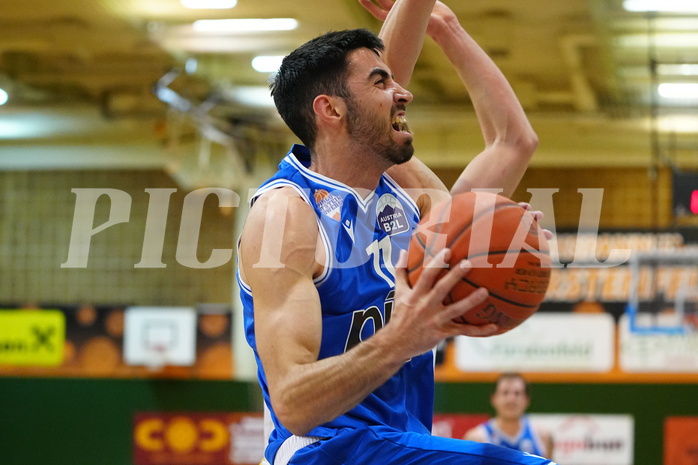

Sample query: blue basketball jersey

[482,417,548,457]
[238,145,434,462]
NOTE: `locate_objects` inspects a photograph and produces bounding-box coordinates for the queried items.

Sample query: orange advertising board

[664,416,698,465]
[133,412,264,465]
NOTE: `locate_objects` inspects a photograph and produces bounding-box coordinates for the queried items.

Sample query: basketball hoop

[145,344,168,372]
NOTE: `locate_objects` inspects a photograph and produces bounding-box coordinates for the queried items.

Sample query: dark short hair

[493,372,530,396]
[270,29,384,152]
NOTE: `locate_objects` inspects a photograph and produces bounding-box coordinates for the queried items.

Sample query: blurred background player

[464,373,554,458]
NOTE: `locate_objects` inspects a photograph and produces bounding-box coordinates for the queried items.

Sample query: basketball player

[464,373,554,458]
[237,0,554,463]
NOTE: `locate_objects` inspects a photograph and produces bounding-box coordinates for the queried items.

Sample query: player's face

[343,48,414,166]
[491,378,530,420]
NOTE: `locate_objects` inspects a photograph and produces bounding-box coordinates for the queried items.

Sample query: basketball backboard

[626,251,698,335]
[123,306,197,369]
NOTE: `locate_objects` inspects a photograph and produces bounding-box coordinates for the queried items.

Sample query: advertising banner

[454,313,615,372]
[619,314,698,372]
[532,414,634,465]
[133,412,264,465]
[432,413,489,440]
[664,416,698,465]
[432,413,633,464]
[140,412,633,465]
[0,305,232,378]
[0,310,65,366]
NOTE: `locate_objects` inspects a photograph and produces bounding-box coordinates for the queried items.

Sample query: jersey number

[366,236,396,287]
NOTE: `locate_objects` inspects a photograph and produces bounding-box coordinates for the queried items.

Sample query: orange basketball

[406,191,551,335]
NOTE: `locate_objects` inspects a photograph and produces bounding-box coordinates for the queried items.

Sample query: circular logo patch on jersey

[314,189,343,221]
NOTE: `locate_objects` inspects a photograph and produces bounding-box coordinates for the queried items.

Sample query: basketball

[406,191,551,335]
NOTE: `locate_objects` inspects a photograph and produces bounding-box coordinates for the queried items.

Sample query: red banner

[665,416,698,465]
[432,413,489,439]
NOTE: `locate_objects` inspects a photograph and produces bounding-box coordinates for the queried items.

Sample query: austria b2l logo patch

[376,194,409,236]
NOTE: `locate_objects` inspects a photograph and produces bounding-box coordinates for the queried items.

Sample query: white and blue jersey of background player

[238,144,557,465]
[481,417,548,457]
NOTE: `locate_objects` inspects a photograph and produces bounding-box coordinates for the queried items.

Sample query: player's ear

[313,95,345,128]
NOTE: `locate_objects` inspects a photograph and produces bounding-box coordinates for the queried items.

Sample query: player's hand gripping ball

[407,192,552,335]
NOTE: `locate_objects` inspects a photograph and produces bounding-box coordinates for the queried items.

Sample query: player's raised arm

[363,0,538,199]
[427,2,538,198]
[360,0,435,87]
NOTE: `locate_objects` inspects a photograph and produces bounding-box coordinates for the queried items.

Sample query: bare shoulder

[463,424,487,442]
[239,186,320,282]
[251,185,316,221]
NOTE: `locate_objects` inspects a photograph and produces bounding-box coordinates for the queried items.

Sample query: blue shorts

[289,426,556,464]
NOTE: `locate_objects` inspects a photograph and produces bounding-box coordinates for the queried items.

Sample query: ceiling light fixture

[657,64,698,76]
[658,115,698,132]
[226,86,274,107]
[619,33,698,48]
[185,58,198,74]
[252,55,285,73]
[623,0,698,12]
[192,18,298,33]
[181,0,237,9]
[0,88,8,106]
[658,83,698,99]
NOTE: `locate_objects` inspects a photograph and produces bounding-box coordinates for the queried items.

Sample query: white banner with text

[454,313,615,372]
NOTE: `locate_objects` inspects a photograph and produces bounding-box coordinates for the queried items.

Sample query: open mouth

[392,115,410,133]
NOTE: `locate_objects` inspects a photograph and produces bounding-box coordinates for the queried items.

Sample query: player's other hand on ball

[458,318,503,338]
[388,249,501,359]
[518,202,554,240]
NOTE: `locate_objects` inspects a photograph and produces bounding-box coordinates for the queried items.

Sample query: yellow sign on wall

[0,310,65,365]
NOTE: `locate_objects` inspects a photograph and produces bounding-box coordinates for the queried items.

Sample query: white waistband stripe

[273,435,322,465]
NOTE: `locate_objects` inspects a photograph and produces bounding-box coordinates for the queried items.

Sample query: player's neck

[310,137,389,194]
[495,416,522,436]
